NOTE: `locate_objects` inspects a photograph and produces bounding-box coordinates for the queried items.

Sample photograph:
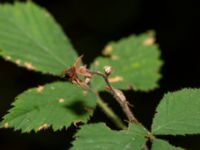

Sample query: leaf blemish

[111,55,119,60]
[24,62,35,70]
[3,122,9,128]
[94,60,100,66]
[36,85,44,93]
[15,59,21,65]
[143,37,155,46]
[108,76,123,83]
[102,45,112,56]
[83,90,88,96]
[38,123,49,131]
[5,56,11,60]
[58,98,65,103]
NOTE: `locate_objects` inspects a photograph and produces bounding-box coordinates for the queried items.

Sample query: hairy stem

[90,71,138,123]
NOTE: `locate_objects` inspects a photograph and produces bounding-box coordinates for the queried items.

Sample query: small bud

[104,65,112,75]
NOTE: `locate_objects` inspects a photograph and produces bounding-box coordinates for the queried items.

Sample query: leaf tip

[15,59,21,65]
[3,122,9,129]
[24,62,35,71]
[5,56,11,61]
[102,45,113,56]
[37,123,49,131]
[143,37,155,46]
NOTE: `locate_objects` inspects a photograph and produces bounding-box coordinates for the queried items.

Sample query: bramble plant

[0,2,200,150]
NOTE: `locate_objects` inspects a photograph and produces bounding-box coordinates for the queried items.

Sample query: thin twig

[96,98,127,129]
[63,56,153,149]
[88,88,126,129]
[90,71,138,123]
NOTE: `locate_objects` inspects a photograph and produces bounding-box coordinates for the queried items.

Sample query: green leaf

[0,2,77,75]
[152,88,200,135]
[90,31,162,91]
[0,82,96,132]
[152,139,184,150]
[72,123,148,150]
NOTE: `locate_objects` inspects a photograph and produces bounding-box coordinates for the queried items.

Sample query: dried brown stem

[90,71,138,123]
[64,56,151,149]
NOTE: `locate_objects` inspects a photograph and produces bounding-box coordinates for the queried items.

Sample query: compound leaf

[72,123,147,150]
[152,139,183,150]
[0,2,77,75]
[152,88,200,135]
[90,31,162,91]
[0,82,96,132]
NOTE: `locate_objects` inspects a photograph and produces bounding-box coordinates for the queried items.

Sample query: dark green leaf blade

[152,88,200,135]
[0,82,96,132]
[90,31,162,91]
[72,123,148,150]
[152,139,184,150]
[0,2,77,75]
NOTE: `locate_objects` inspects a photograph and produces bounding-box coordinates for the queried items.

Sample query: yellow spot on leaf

[38,123,49,131]
[143,37,155,46]
[15,59,21,65]
[36,85,44,93]
[3,122,9,128]
[83,90,88,96]
[108,76,123,83]
[24,62,35,70]
[58,98,65,103]
[5,56,11,60]
[94,60,100,66]
[102,45,112,56]
[111,55,119,60]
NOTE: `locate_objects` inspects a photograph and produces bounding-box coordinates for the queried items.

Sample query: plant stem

[90,71,138,123]
[96,97,127,130]
[89,88,126,129]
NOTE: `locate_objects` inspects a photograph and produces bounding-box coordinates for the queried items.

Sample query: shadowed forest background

[0,0,200,149]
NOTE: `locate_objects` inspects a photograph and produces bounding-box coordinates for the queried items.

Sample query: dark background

[0,0,200,149]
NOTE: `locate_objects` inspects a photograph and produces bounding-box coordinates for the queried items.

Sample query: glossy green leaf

[90,32,162,91]
[152,88,200,135]
[72,123,147,150]
[0,2,77,75]
[152,139,183,150]
[0,82,96,132]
